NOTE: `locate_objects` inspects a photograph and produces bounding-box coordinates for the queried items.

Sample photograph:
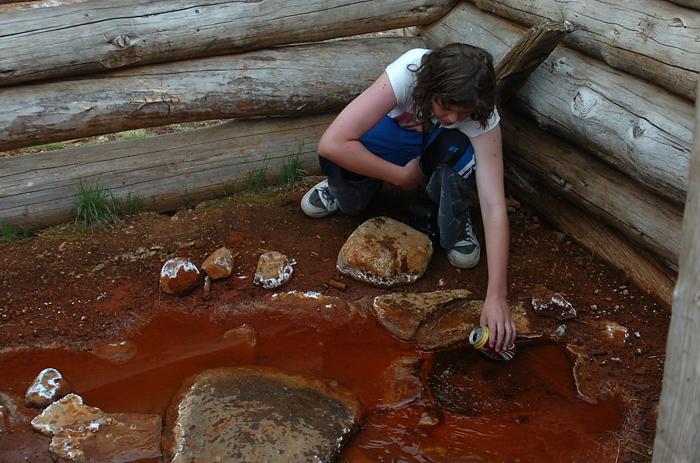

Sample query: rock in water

[164,367,363,463]
[337,217,432,287]
[380,356,424,409]
[201,247,235,279]
[31,394,161,462]
[372,290,473,341]
[25,368,73,408]
[373,290,536,350]
[253,251,294,289]
[160,257,200,296]
[530,286,577,320]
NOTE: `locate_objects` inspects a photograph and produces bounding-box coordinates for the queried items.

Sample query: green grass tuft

[244,159,269,192]
[279,152,306,190]
[1,222,30,242]
[115,129,152,141]
[75,180,142,227]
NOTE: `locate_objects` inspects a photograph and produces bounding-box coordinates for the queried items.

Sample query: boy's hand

[395,157,425,190]
[480,297,516,352]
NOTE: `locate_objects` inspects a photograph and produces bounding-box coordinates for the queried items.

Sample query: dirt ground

[0,178,668,461]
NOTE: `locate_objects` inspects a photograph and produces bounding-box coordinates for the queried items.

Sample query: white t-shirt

[385,48,500,137]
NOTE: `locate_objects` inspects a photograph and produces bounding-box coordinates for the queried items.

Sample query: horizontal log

[468,0,700,101]
[0,37,423,151]
[0,0,84,13]
[506,163,676,307]
[0,0,456,86]
[666,0,700,11]
[0,113,334,230]
[419,3,693,205]
[502,109,683,270]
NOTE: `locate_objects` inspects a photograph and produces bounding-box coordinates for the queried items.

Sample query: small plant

[244,158,269,192]
[75,180,142,227]
[115,129,152,141]
[1,222,30,242]
[111,192,143,217]
[280,151,305,190]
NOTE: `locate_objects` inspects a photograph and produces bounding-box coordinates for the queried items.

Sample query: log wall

[469,0,700,101]
[418,0,692,304]
[0,0,457,86]
[1,114,335,230]
[0,37,423,151]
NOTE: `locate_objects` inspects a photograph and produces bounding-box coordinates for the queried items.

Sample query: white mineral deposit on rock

[201,247,235,279]
[160,257,201,296]
[253,251,295,289]
[25,368,72,408]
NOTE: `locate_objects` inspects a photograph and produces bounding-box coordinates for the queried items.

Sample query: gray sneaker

[301,179,339,218]
[447,217,480,269]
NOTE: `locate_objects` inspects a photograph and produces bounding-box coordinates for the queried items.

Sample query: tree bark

[0,0,85,13]
[468,0,700,101]
[494,20,568,104]
[652,81,700,463]
[0,113,335,230]
[419,2,693,205]
[666,0,700,11]
[0,0,456,86]
[505,163,676,307]
[502,109,683,271]
[0,37,423,151]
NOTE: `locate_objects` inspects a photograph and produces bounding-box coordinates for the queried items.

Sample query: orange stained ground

[0,304,623,462]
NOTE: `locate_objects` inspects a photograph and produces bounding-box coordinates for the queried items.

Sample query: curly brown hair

[409,43,496,132]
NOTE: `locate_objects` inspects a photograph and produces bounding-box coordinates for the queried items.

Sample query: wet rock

[31,394,161,462]
[337,217,433,287]
[31,394,106,436]
[554,324,568,338]
[530,286,577,321]
[372,290,472,341]
[603,321,629,344]
[164,367,363,462]
[253,251,294,289]
[223,323,257,348]
[566,344,612,403]
[160,257,201,296]
[0,404,7,432]
[373,290,536,350]
[91,340,137,364]
[0,391,32,428]
[25,368,73,408]
[418,408,442,427]
[201,247,235,279]
[380,356,424,408]
[50,413,161,463]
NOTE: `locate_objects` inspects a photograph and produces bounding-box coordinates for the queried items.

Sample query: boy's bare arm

[472,125,516,351]
[318,73,423,189]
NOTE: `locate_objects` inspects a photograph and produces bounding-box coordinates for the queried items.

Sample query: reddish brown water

[0,305,623,462]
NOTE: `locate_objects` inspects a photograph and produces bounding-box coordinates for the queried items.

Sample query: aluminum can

[468,325,516,360]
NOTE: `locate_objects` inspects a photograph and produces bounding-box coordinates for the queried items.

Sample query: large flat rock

[337,217,433,287]
[164,367,363,462]
[373,290,535,350]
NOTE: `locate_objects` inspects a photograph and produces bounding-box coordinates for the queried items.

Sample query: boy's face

[431,100,471,126]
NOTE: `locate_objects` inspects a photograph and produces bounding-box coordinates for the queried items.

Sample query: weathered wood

[0,0,84,13]
[506,163,676,307]
[0,114,334,230]
[502,110,683,270]
[652,81,700,463]
[494,20,568,104]
[419,3,694,205]
[666,0,700,11]
[0,0,456,86]
[0,37,423,152]
[469,0,700,101]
